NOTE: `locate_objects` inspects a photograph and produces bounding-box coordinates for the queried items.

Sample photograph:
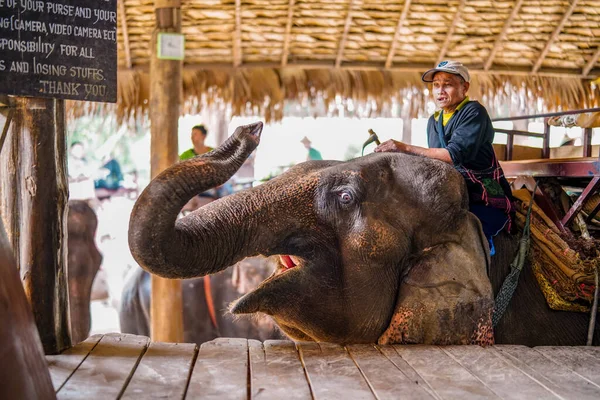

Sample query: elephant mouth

[274,255,302,277]
[279,255,300,270]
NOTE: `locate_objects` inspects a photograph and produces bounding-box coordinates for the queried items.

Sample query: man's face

[432,72,469,111]
[191,128,206,147]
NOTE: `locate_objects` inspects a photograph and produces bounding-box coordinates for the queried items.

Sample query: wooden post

[583,127,592,158]
[149,0,184,343]
[542,118,551,159]
[0,98,71,354]
[506,132,514,161]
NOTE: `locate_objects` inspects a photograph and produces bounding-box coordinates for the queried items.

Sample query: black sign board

[0,0,117,103]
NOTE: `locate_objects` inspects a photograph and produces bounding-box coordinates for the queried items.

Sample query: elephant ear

[378,214,494,345]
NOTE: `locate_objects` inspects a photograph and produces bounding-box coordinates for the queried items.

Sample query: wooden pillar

[149,0,184,343]
[583,127,593,158]
[0,98,71,354]
[542,118,550,159]
[506,132,514,161]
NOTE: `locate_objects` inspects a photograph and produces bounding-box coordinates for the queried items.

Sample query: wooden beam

[233,0,242,67]
[119,0,132,69]
[484,0,524,71]
[336,0,357,68]
[583,45,600,77]
[561,176,600,227]
[437,0,467,65]
[385,0,412,69]
[281,0,295,67]
[532,0,579,73]
[131,61,597,79]
[150,2,184,343]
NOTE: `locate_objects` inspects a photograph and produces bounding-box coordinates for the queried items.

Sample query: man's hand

[374,139,454,164]
[374,139,407,153]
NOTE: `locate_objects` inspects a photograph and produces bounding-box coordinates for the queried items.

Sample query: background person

[301,136,323,161]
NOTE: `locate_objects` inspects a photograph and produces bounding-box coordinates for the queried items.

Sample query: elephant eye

[338,191,353,204]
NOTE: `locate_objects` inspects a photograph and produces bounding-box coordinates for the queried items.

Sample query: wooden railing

[493,107,600,161]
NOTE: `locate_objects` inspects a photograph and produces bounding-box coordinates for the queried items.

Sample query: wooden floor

[46,333,600,399]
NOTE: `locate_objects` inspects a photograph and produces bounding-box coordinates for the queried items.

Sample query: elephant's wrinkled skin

[129,122,494,345]
[119,257,284,345]
[68,200,102,343]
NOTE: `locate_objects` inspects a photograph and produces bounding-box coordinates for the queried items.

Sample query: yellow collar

[434,96,470,120]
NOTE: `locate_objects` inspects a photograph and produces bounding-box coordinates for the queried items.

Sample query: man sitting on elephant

[375,60,513,255]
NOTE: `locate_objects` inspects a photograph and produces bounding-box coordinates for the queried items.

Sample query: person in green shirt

[179,125,219,210]
[300,136,323,161]
[179,125,214,161]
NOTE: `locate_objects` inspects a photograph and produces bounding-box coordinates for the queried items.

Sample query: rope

[203,275,220,334]
[492,181,537,327]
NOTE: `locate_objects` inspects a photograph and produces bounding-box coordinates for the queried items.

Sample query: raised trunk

[130,122,265,278]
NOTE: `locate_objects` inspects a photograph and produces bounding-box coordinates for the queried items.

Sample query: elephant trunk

[128,122,264,279]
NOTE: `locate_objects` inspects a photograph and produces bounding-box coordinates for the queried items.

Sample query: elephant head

[129,122,493,345]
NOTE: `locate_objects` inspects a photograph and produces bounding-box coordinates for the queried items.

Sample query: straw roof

[87,0,600,122]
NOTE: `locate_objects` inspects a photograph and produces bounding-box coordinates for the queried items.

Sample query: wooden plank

[0,216,56,400]
[249,339,312,399]
[186,338,248,399]
[577,346,600,360]
[534,346,600,386]
[377,346,440,399]
[443,345,561,399]
[121,341,198,399]
[57,333,149,399]
[46,334,103,392]
[347,344,434,400]
[297,342,374,399]
[394,345,499,399]
[494,345,600,399]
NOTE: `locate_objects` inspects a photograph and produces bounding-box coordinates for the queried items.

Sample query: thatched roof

[84,0,600,122]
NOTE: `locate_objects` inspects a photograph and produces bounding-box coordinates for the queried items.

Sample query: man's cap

[421,60,471,83]
[300,136,311,145]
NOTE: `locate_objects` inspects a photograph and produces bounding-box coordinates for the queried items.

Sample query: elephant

[119,257,284,345]
[67,200,102,343]
[128,122,599,346]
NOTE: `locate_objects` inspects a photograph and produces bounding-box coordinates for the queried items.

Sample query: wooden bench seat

[501,157,600,178]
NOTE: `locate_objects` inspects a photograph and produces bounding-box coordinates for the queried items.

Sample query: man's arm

[374,140,453,164]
